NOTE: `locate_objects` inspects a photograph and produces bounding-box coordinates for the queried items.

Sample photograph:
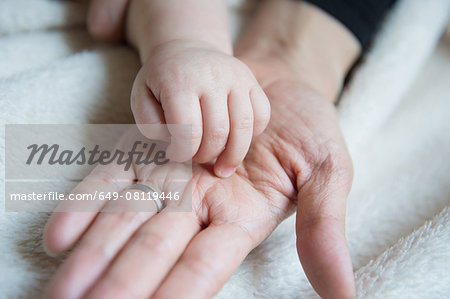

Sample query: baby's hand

[131,40,270,178]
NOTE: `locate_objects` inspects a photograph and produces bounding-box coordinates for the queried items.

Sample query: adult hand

[232,1,361,296]
[52,1,360,298]
[45,71,354,298]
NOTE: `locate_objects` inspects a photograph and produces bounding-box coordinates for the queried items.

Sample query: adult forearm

[126,0,232,62]
[236,0,361,101]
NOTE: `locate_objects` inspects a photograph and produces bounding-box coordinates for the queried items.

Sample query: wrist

[139,38,231,64]
[126,0,233,63]
[236,0,361,101]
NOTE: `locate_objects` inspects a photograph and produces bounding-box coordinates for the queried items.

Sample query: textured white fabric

[0,0,449,298]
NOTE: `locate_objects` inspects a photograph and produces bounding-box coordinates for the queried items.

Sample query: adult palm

[45,66,354,299]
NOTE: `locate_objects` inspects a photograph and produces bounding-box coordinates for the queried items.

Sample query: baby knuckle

[210,126,229,143]
[236,115,253,131]
[191,126,203,142]
[158,86,178,102]
[254,111,270,128]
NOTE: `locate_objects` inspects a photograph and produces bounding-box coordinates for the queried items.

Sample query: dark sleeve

[303,0,397,50]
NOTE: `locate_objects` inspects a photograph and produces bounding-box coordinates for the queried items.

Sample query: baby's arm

[127,0,232,62]
[126,0,270,177]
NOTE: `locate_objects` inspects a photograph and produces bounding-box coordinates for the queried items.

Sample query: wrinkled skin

[45,62,354,299]
[44,1,356,298]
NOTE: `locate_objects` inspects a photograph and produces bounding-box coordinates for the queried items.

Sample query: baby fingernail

[218,167,235,178]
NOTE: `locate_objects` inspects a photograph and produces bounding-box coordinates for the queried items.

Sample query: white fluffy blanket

[1,0,449,298]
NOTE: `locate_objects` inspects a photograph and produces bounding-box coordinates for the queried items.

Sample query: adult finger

[44,163,134,256]
[153,222,256,299]
[213,90,253,178]
[46,193,155,299]
[87,0,129,42]
[84,210,201,299]
[194,94,229,163]
[47,158,191,298]
[296,153,355,299]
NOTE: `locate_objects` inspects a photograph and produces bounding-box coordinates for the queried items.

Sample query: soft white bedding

[0,0,449,298]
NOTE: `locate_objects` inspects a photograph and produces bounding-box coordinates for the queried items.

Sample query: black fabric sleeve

[302,0,397,50]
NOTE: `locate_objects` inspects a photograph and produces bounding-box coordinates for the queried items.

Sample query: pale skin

[124,0,270,178]
[45,0,361,298]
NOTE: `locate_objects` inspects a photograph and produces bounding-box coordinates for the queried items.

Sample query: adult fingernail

[43,242,59,258]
